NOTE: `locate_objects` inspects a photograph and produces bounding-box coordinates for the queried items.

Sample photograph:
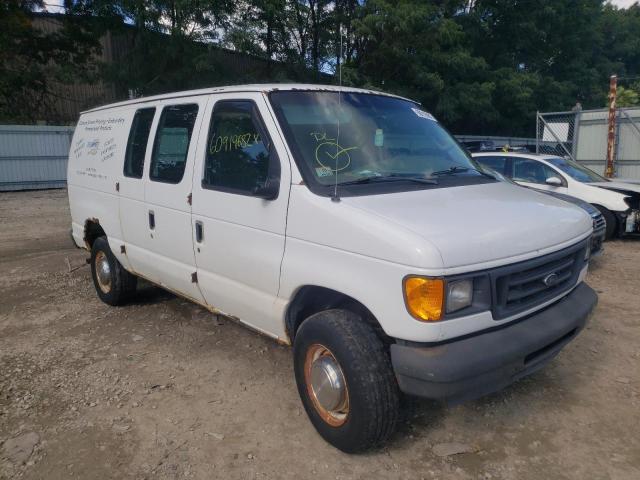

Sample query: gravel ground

[1,189,639,480]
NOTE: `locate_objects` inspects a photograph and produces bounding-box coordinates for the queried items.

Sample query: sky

[612,0,638,7]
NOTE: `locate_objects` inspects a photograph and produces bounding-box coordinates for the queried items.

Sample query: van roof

[82,83,415,114]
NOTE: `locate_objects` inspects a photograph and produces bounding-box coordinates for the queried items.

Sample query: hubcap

[95,251,112,293]
[304,344,349,427]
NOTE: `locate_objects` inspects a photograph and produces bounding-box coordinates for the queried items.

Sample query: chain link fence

[535,111,578,157]
[536,107,640,179]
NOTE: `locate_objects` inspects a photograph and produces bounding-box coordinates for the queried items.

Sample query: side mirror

[253,149,281,200]
[546,176,563,186]
[253,176,279,200]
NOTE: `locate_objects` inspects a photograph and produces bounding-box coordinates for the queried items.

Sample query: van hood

[343,182,592,269]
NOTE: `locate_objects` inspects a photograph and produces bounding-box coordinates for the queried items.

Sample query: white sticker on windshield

[374,129,384,147]
[411,108,437,121]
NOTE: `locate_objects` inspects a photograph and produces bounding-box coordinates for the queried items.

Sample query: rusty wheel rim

[304,343,349,427]
[95,250,112,294]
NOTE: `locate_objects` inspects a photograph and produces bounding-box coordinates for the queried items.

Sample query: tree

[0,1,101,123]
[9,0,640,133]
[615,86,640,107]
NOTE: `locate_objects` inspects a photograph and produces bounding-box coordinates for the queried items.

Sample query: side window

[149,104,199,184]
[512,158,558,184]
[203,100,271,195]
[476,156,507,175]
[123,108,155,178]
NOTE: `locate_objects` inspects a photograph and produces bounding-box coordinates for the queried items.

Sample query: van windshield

[269,91,487,195]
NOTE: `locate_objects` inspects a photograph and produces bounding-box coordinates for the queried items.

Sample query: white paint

[473,152,638,214]
[68,84,593,346]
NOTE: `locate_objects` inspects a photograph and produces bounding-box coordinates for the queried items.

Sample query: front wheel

[90,236,137,306]
[594,205,617,240]
[293,309,399,452]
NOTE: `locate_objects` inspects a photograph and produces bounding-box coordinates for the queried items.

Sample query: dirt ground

[0,189,639,480]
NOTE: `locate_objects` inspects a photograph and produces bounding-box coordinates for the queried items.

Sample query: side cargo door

[191,93,291,339]
[138,97,209,303]
[119,106,156,273]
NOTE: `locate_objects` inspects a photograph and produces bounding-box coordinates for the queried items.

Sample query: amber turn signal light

[403,276,444,321]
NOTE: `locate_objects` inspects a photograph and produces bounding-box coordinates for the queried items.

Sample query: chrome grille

[490,240,587,320]
[592,213,606,233]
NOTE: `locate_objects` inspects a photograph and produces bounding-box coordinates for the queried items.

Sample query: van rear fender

[68,184,124,251]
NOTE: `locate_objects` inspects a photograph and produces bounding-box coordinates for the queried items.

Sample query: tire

[293,309,399,452]
[90,236,137,306]
[594,205,617,240]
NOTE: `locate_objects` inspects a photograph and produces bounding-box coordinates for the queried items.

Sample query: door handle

[195,220,204,243]
[148,210,155,230]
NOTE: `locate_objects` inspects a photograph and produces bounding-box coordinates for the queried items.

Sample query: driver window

[203,100,271,195]
[512,158,558,185]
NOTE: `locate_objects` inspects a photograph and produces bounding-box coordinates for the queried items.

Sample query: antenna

[332,23,343,201]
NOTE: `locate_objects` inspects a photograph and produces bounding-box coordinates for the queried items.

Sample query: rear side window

[476,156,507,175]
[124,108,155,178]
[150,104,199,184]
[202,100,271,195]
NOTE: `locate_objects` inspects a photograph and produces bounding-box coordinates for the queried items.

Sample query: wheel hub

[95,251,112,293]
[310,355,346,412]
[304,344,349,426]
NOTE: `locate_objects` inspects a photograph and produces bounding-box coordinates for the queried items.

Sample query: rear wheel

[293,309,399,452]
[594,205,617,240]
[90,236,137,305]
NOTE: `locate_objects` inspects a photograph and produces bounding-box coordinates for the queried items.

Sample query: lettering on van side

[75,167,107,180]
[100,137,117,162]
[87,139,100,156]
[73,138,85,159]
[78,117,126,132]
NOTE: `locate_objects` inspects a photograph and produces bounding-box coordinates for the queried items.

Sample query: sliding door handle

[148,210,155,230]
[195,220,204,243]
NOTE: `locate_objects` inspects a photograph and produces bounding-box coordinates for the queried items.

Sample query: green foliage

[6,0,640,133]
[0,1,101,123]
[615,86,639,107]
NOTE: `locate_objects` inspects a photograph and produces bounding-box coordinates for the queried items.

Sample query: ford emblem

[543,273,560,287]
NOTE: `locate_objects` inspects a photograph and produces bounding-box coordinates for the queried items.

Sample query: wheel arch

[285,285,388,343]
[83,218,107,249]
[591,204,620,239]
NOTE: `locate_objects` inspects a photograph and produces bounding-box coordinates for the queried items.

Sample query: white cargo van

[68,84,597,452]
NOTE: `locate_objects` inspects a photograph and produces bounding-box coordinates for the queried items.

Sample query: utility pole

[605,74,617,178]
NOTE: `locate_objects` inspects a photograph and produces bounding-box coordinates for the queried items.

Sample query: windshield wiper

[431,166,470,176]
[339,174,438,186]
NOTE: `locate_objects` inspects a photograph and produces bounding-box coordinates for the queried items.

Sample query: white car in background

[473,152,640,239]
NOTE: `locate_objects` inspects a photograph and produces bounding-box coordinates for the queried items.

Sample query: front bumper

[616,209,640,236]
[390,282,597,405]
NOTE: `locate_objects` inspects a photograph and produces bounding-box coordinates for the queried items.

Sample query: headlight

[446,279,473,313]
[403,277,444,321]
[403,277,476,321]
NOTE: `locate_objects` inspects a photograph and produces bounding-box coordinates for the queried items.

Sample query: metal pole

[572,110,581,160]
[605,75,617,178]
[536,111,540,154]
